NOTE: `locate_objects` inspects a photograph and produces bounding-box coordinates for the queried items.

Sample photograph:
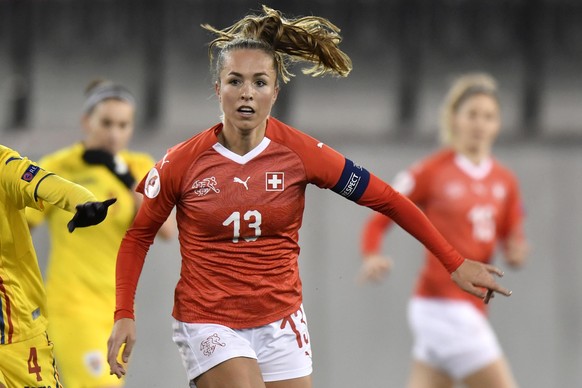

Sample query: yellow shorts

[48,314,123,388]
[0,332,63,388]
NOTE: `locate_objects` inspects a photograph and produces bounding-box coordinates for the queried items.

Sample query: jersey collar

[212,137,271,165]
[454,153,493,180]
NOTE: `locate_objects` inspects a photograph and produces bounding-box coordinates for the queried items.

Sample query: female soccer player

[360,74,528,388]
[26,80,174,388]
[107,7,511,388]
[0,145,114,388]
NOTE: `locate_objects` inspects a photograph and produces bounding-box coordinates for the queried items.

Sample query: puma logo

[161,153,170,169]
[233,176,250,190]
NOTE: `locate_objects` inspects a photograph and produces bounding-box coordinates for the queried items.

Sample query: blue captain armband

[330,158,370,202]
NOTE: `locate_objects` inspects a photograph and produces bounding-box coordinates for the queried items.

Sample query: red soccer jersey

[115,119,465,328]
[362,149,524,313]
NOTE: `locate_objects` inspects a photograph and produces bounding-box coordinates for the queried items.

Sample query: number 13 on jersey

[223,210,262,243]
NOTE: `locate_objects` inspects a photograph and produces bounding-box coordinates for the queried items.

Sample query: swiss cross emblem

[266,172,285,191]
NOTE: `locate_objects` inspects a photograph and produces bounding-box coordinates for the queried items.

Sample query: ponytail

[202,5,352,83]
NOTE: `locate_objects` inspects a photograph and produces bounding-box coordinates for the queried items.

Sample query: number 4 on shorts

[28,346,42,382]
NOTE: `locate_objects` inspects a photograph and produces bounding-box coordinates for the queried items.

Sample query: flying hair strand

[201,5,353,83]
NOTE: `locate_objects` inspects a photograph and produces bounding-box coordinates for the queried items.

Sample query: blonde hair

[201,5,352,83]
[440,73,499,144]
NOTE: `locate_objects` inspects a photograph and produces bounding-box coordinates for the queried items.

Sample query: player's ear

[81,114,91,134]
[215,81,221,102]
[272,83,279,105]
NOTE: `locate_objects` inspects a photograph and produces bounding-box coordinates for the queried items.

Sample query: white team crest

[200,333,226,356]
[444,181,465,199]
[492,183,507,200]
[266,172,284,191]
[144,168,161,199]
[192,177,220,196]
[83,350,105,377]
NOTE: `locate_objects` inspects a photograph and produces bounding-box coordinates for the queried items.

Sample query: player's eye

[467,110,478,120]
[102,119,113,128]
[228,78,241,86]
[255,79,267,87]
[484,112,496,122]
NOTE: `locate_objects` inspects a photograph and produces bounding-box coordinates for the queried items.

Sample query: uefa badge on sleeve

[21,164,41,182]
[265,172,284,191]
[144,168,161,199]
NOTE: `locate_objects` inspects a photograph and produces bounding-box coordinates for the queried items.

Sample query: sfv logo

[266,172,284,191]
[192,177,220,196]
[233,176,250,190]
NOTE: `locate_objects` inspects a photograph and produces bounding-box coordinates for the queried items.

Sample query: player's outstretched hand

[451,259,512,304]
[358,254,393,284]
[107,318,136,379]
[67,198,117,233]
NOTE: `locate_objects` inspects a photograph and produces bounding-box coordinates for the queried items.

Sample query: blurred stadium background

[1,0,581,386]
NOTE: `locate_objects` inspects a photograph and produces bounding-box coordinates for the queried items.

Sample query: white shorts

[172,305,313,385]
[408,297,502,380]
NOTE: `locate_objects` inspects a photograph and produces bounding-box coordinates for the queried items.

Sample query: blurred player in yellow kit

[27,80,174,388]
[0,144,115,388]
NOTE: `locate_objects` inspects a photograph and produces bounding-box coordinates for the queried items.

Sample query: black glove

[67,198,117,233]
[82,149,136,189]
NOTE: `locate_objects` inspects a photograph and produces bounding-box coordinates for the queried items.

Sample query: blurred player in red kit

[107,8,512,388]
[360,74,528,388]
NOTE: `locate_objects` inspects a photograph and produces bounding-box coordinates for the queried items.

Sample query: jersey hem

[172,300,303,330]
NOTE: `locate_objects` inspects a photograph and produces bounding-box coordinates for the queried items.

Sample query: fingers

[484,289,494,304]
[102,198,117,208]
[358,260,390,284]
[478,268,512,298]
[453,259,513,301]
[107,336,127,379]
[67,216,78,233]
[122,338,135,363]
[461,282,487,299]
[485,281,512,297]
[109,363,126,378]
[484,263,504,278]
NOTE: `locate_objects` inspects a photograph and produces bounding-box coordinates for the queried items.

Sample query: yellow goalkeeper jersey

[0,145,96,344]
[26,143,154,320]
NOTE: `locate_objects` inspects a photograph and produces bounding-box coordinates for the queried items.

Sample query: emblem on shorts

[84,350,105,377]
[192,177,220,196]
[200,333,226,356]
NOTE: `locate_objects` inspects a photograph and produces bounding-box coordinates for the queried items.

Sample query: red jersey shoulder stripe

[0,276,14,344]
